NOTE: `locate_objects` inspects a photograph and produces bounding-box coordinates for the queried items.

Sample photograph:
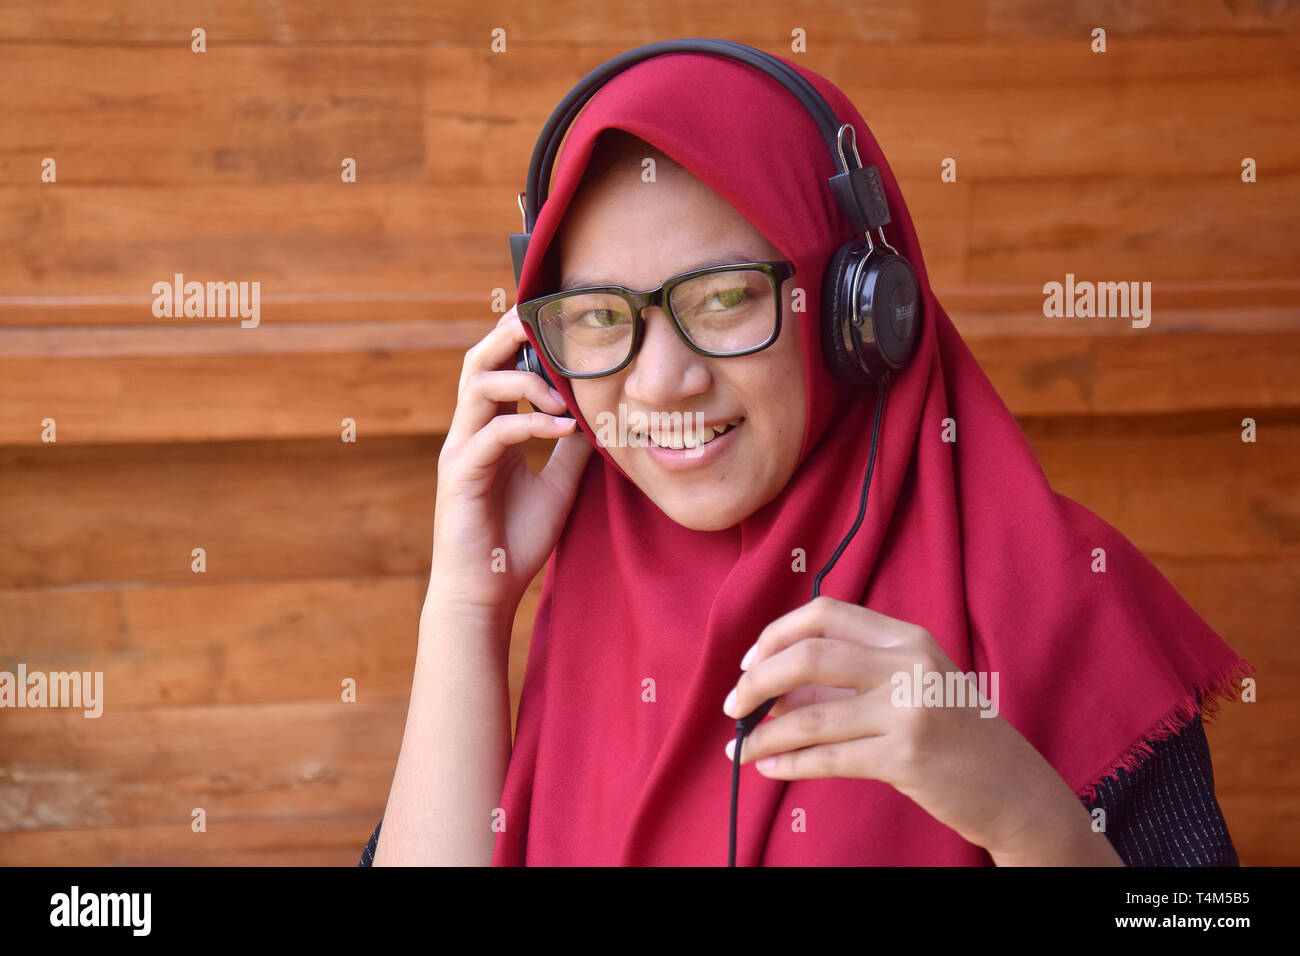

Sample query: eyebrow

[559,249,765,292]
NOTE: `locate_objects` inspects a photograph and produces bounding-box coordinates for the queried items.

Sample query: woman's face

[556,156,807,531]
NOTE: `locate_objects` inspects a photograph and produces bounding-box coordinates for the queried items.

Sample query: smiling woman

[365,43,1250,868]
[550,129,807,531]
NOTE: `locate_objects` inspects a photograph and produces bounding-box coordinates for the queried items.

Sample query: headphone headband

[510,37,892,286]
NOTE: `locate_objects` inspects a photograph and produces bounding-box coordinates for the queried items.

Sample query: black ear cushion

[820,242,870,388]
[516,343,558,390]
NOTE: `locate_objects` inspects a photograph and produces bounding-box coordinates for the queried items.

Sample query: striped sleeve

[358,818,382,867]
[1082,710,1239,866]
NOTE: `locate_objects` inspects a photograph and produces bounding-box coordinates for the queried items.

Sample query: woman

[363,49,1250,866]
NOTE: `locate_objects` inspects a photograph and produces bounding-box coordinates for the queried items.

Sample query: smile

[635,417,744,450]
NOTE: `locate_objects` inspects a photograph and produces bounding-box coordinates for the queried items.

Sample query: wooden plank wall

[1,2,1296,866]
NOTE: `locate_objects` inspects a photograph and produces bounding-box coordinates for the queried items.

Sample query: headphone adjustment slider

[827,164,891,235]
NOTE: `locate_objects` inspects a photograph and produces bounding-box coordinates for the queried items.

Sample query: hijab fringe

[1074,657,1255,804]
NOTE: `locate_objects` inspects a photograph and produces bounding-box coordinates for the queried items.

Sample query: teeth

[641,418,742,450]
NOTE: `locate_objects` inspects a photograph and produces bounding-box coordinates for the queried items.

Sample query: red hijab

[492,49,1251,865]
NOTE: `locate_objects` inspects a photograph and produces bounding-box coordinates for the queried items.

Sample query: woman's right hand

[426,306,594,620]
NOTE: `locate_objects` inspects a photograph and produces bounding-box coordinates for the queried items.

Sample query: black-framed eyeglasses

[517,260,795,379]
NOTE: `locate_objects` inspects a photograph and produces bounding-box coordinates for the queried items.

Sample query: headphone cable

[728,375,889,866]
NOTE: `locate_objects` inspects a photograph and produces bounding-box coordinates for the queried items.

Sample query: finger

[766,682,855,719]
[451,411,577,484]
[446,369,570,451]
[457,309,536,400]
[745,595,920,672]
[537,427,595,502]
[731,686,888,767]
[727,637,910,720]
[747,735,888,781]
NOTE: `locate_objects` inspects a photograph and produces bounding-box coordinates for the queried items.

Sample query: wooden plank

[1144,561,1298,846]
[0,814,389,866]
[1,1,1295,45]
[0,577,426,706]
[0,184,507,325]
[0,427,551,722]
[0,319,495,357]
[4,325,1298,446]
[0,347,467,444]
[0,433,576,589]
[0,2,972,45]
[1,791,1290,867]
[6,37,1291,188]
[964,331,1300,417]
[435,37,1300,186]
[1213,794,1300,867]
[0,569,546,716]
[949,304,1300,338]
[0,699,406,829]
[0,434,442,587]
[1130,557,1298,672]
[969,173,1299,282]
[1023,415,1300,562]
[9,308,1290,360]
[2,174,1295,325]
[985,0,1300,39]
[0,46,425,185]
[0,557,1285,718]
[0,563,1288,862]
[1,416,1296,581]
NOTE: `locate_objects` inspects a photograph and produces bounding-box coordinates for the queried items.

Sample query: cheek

[570,383,614,424]
[745,389,800,468]
[772,355,807,470]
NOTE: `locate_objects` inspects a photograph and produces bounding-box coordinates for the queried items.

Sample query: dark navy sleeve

[1082,709,1239,866]
[358,818,382,867]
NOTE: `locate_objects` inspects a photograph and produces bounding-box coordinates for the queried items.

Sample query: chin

[650,491,753,532]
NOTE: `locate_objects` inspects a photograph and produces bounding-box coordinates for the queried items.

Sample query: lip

[642,418,744,472]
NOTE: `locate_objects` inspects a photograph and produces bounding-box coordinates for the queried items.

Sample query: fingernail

[725,739,737,760]
[723,687,737,716]
[548,387,564,404]
[740,642,758,670]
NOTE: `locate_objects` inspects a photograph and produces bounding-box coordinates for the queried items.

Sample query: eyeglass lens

[537,267,779,375]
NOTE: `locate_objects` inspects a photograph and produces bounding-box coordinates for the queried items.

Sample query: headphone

[505,38,923,866]
[510,37,922,404]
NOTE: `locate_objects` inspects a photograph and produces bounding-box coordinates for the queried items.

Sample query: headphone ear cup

[821,242,923,388]
[864,254,922,374]
[820,243,871,388]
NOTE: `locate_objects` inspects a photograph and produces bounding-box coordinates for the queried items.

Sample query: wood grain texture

[3,3,1295,867]
[0,814,393,866]
[2,0,1297,45]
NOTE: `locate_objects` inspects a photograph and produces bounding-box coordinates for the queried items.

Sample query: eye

[708,287,747,310]
[577,308,629,328]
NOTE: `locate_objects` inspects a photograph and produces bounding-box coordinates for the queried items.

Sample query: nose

[623,304,711,406]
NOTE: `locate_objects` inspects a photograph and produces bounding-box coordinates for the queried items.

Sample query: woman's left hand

[722,596,1122,866]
